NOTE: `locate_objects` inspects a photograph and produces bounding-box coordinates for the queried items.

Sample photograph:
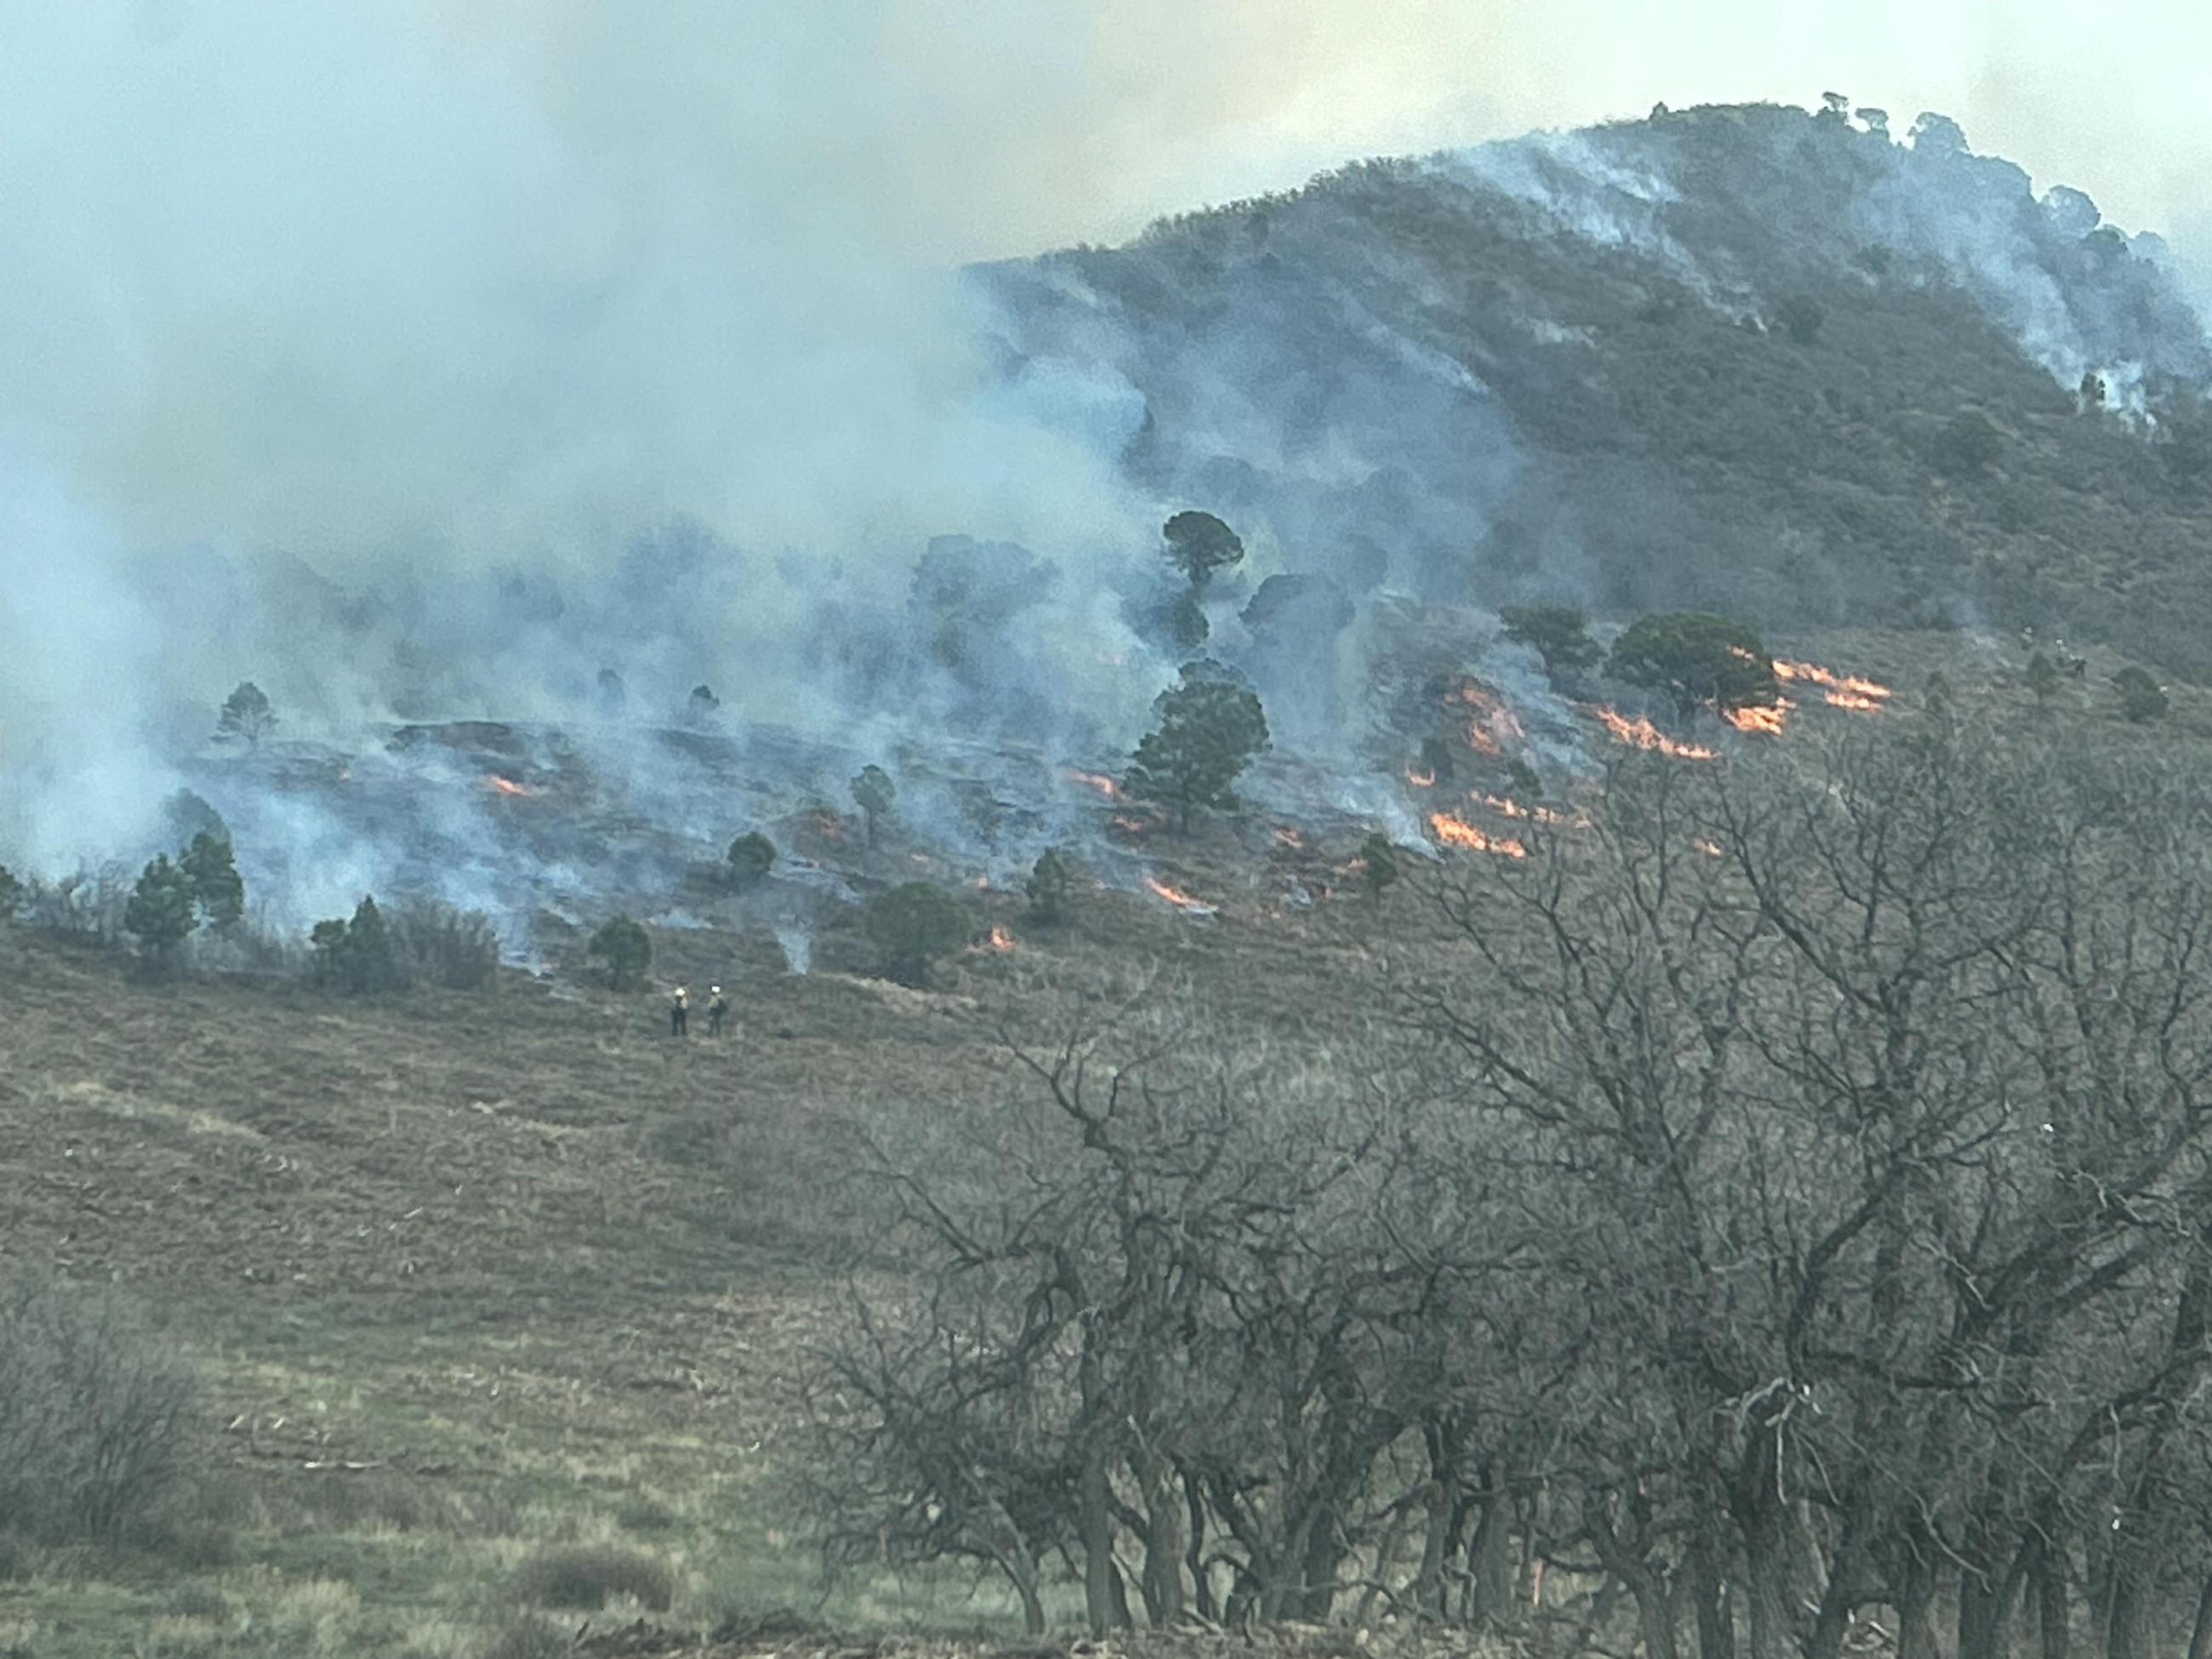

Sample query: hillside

[973,100,2212,676]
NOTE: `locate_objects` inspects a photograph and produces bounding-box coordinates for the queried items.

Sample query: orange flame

[1066,768,1121,800]
[485,774,533,797]
[986,925,1017,951]
[1823,690,1884,712]
[1273,826,1305,849]
[1405,766,1437,789]
[1590,708,1719,761]
[1448,679,1525,758]
[1109,812,1160,836]
[1429,812,1529,858]
[1474,793,1574,826]
[1720,699,1793,736]
[1773,660,1892,705]
[1143,874,1217,914]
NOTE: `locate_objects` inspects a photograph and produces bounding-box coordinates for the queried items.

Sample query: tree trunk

[2035,1537,2071,1659]
[1739,1508,1799,1659]
[1181,1465,1217,1622]
[1628,1568,1681,1659]
[2185,1572,2212,1659]
[1463,1478,1514,1625]
[1690,1535,1735,1659]
[1137,1457,1186,1626]
[1081,1443,1119,1635]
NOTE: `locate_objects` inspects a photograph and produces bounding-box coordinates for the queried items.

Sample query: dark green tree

[0,865,21,923]
[1773,294,1826,345]
[1932,410,2003,476]
[1607,613,1780,720]
[124,856,197,960]
[727,832,778,890]
[313,896,406,993]
[863,883,972,988]
[1125,664,1272,835]
[1161,510,1245,590]
[587,915,653,991]
[852,765,897,849]
[2026,652,2061,704]
[1498,604,1602,687]
[2113,665,2169,723]
[1357,832,1400,902]
[1025,849,1075,925]
[177,832,244,929]
[214,681,276,749]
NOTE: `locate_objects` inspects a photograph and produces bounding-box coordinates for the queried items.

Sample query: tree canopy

[1161,510,1245,590]
[1124,664,1271,834]
[1607,611,1780,720]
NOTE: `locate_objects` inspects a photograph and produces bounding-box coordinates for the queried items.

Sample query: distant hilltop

[972,100,2212,679]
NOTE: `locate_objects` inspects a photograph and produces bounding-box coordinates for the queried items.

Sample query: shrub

[727,832,777,890]
[587,915,653,991]
[862,883,972,988]
[0,864,21,923]
[1773,293,1825,345]
[1025,849,1075,924]
[1358,832,1400,901]
[511,1543,675,1612]
[2026,652,2060,704]
[391,902,501,990]
[1498,604,1601,686]
[0,1276,202,1548]
[482,1615,579,1659]
[2113,665,2169,723]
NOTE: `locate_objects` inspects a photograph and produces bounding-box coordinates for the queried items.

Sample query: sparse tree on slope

[1607,612,1780,721]
[2027,651,2061,704]
[177,831,244,929]
[863,882,971,988]
[1161,510,1245,591]
[1498,604,1602,687]
[214,681,276,749]
[1025,848,1075,925]
[1125,664,1271,835]
[124,856,197,961]
[586,915,652,991]
[851,765,897,850]
[727,831,777,890]
[2114,664,2169,722]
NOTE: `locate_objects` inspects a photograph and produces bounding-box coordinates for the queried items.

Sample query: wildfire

[1109,813,1161,836]
[1719,699,1794,736]
[1143,874,1218,915]
[1405,766,1437,789]
[1447,679,1525,759]
[985,925,1017,952]
[1273,826,1305,849]
[1429,812,1529,858]
[485,774,533,798]
[1474,793,1573,826]
[1066,768,1121,800]
[1590,708,1719,761]
[1773,660,1893,709]
[1696,838,1725,858]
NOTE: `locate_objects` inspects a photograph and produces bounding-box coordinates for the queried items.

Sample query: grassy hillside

[3,622,2207,1656]
[977,102,2212,677]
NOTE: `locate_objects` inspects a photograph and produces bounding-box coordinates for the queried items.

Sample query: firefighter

[670,984,689,1037]
[707,985,732,1036]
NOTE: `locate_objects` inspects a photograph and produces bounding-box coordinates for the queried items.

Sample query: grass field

[0,626,2198,1659]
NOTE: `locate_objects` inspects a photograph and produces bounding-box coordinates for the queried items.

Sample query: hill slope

[973,101,2212,673]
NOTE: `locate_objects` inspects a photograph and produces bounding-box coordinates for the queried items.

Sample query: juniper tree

[727,831,777,890]
[863,882,971,988]
[1161,510,1245,590]
[214,681,276,748]
[587,915,652,991]
[1608,612,1779,721]
[124,856,197,960]
[1125,664,1271,835]
[1025,849,1075,924]
[177,832,244,929]
[852,766,897,849]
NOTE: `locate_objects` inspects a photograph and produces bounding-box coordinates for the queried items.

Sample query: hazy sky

[2,0,2207,567]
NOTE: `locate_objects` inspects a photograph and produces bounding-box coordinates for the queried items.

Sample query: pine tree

[1125,664,1271,835]
[177,832,244,929]
[214,681,276,748]
[125,856,197,959]
[852,766,897,849]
